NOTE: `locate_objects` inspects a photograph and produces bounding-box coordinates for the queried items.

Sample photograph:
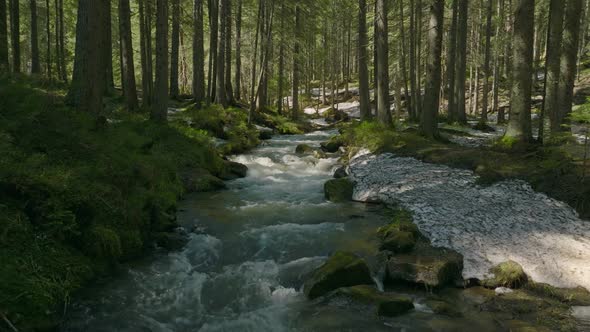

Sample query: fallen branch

[0,312,19,332]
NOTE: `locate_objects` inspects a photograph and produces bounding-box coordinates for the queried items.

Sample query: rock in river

[324,178,354,202]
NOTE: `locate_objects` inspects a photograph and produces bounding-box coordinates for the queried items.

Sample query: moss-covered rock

[324,108,350,123]
[377,298,415,317]
[324,178,354,202]
[303,251,374,299]
[425,299,463,317]
[379,231,416,253]
[501,320,552,332]
[377,221,421,239]
[181,168,226,193]
[218,161,248,180]
[313,150,329,159]
[385,242,464,288]
[525,282,590,306]
[327,285,414,317]
[153,232,188,251]
[482,261,528,289]
[333,166,348,178]
[320,136,344,153]
[296,143,315,154]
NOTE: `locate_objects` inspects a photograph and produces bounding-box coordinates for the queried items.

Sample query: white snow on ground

[348,152,590,291]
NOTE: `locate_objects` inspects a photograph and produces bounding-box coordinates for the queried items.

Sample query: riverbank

[0,76,302,331]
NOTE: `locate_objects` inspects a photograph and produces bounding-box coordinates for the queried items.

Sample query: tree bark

[118,0,139,111]
[104,1,114,94]
[45,0,51,79]
[139,0,153,108]
[207,0,218,102]
[420,0,444,138]
[234,0,242,101]
[446,0,458,122]
[277,0,285,114]
[504,0,534,144]
[170,0,180,98]
[0,0,7,72]
[30,0,40,74]
[224,0,233,103]
[291,5,301,120]
[9,0,19,73]
[375,0,392,125]
[454,0,468,124]
[479,0,493,125]
[193,0,206,105]
[358,0,371,121]
[151,0,168,122]
[215,0,227,106]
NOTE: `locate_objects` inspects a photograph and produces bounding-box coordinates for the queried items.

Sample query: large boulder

[379,231,416,253]
[295,144,315,155]
[320,137,344,153]
[218,161,248,180]
[181,168,226,193]
[324,178,354,202]
[303,251,374,299]
[385,242,463,288]
[333,166,348,179]
[482,261,528,289]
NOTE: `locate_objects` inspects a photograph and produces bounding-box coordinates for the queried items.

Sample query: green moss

[483,261,528,289]
[379,231,416,253]
[324,178,354,202]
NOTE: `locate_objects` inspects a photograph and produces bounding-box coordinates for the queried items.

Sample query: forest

[2,0,590,331]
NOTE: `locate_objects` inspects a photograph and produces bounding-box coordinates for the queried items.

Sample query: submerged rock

[482,261,528,289]
[326,285,414,317]
[424,299,463,317]
[324,178,354,202]
[303,251,374,299]
[295,144,315,154]
[218,161,248,180]
[385,242,463,288]
[379,231,415,253]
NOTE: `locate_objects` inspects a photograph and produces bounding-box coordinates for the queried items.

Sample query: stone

[303,251,374,299]
[424,299,463,317]
[495,287,514,295]
[153,232,188,251]
[377,221,421,239]
[333,166,348,179]
[320,137,344,153]
[324,178,354,202]
[526,283,590,306]
[385,242,463,288]
[295,144,315,154]
[313,150,329,159]
[218,161,248,180]
[379,231,416,253]
[377,298,415,317]
[180,168,226,193]
[482,261,528,289]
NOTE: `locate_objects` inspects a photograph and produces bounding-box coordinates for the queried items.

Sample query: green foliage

[0,77,227,329]
[341,121,398,152]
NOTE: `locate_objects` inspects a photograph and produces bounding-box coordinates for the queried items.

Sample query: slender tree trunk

[45,0,51,79]
[104,2,114,94]
[557,0,584,132]
[119,0,139,111]
[399,0,410,117]
[409,0,418,121]
[416,0,423,117]
[358,0,371,120]
[207,0,218,103]
[446,0,458,122]
[139,0,153,108]
[30,0,40,74]
[542,0,565,141]
[9,0,19,73]
[375,0,392,125]
[292,5,301,120]
[214,0,227,105]
[0,0,7,73]
[151,0,168,122]
[193,0,206,105]
[248,0,262,120]
[491,0,503,117]
[504,0,534,144]
[224,0,233,104]
[277,0,285,114]
[479,0,493,125]
[58,0,66,81]
[420,0,444,138]
[234,0,242,101]
[170,0,180,98]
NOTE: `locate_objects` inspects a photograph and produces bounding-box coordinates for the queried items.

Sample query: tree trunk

[104,1,114,94]
[57,0,66,81]
[119,0,139,111]
[542,0,565,140]
[420,0,444,138]
[170,0,180,98]
[557,0,584,131]
[193,0,206,105]
[358,0,371,121]
[151,0,168,122]
[277,0,284,114]
[67,0,108,114]
[30,0,40,74]
[375,0,392,125]
[409,0,417,121]
[399,0,410,118]
[214,0,227,106]
[446,0,458,122]
[479,0,493,125]
[9,0,19,73]
[504,0,534,144]
[0,0,7,72]
[45,0,51,79]
[291,5,301,120]
[234,0,242,101]
[207,0,218,102]
[139,0,153,108]
[224,0,233,104]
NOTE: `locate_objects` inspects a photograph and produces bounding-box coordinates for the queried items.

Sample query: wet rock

[218,161,248,180]
[525,283,590,306]
[320,137,344,153]
[482,261,528,289]
[377,298,415,317]
[495,287,514,295]
[303,251,374,299]
[385,242,463,288]
[460,286,496,305]
[324,178,354,202]
[296,144,315,154]
[379,231,415,253]
[502,320,552,332]
[333,166,348,179]
[377,221,421,239]
[327,285,414,317]
[181,168,226,193]
[153,232,188,251]
[424,299,463,317]
[313,150,329,159]
[256,125,274,140]
[324,108,350,123]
